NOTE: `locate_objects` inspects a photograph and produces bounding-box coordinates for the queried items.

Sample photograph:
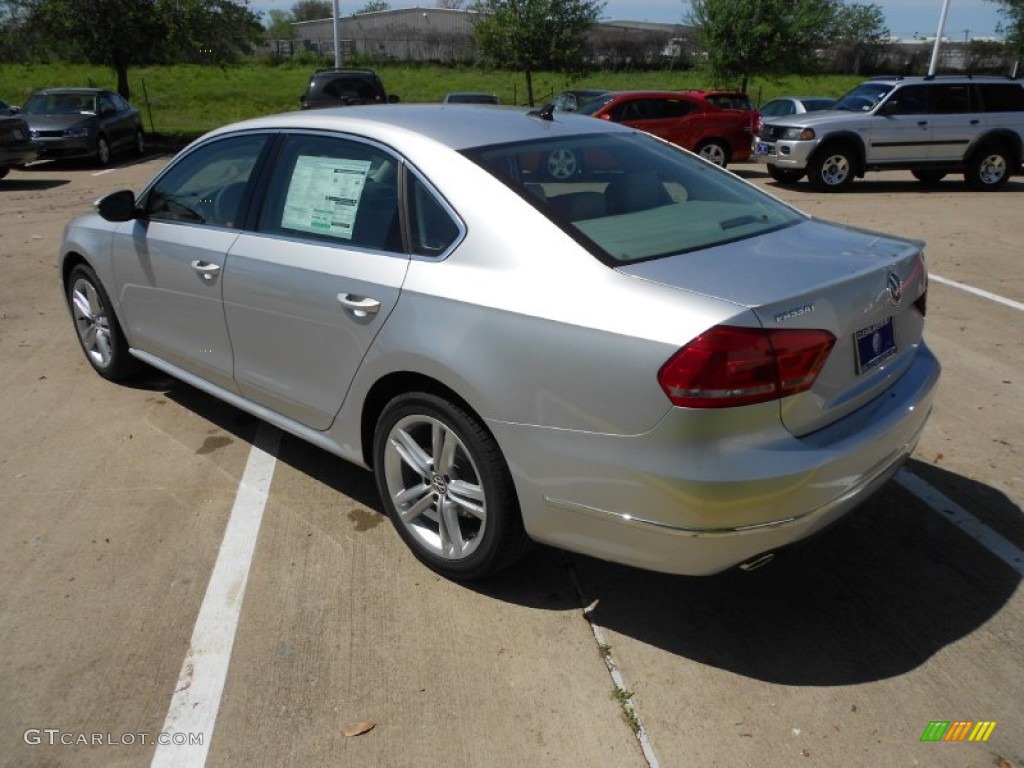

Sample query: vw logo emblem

[886,272,902,306]
[431,474,448,495]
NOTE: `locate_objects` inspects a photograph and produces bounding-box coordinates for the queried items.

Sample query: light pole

[927,0,951,75]
[333,0,343,68]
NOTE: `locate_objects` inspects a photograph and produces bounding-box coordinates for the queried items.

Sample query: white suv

[754,75,1024,191]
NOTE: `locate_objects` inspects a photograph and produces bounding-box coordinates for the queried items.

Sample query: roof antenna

[528,102,555,121]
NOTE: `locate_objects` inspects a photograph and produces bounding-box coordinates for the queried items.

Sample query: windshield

[833,82,893,112]
[22,92,97,115]
[464,132,804,265]
[578,96,614,116]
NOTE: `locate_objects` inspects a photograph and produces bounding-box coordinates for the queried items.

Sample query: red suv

[580,91,754,167]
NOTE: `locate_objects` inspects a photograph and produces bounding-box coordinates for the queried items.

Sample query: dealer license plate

[854,316,897,374]
[755,142,773,156]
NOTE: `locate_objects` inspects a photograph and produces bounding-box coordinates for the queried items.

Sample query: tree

[991,0,1024,57]
[354,0,390,12]
[689,0,889,89]
[265,8,294,40]
[24,0,262,100]
[832,2,889,74]
[290,0,331,22]
[473,0,604,106]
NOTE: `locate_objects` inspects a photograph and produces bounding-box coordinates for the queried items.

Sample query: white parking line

[91,168,117,176]
[896,469,1024,576]
[151,424,281,767]
[930,273,1024,312]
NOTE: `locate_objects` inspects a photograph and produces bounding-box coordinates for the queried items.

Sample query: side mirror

[388,94,400,104]
[95,189,138,222]
[878,100,899,116]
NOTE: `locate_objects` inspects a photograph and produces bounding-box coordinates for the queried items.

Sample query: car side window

[931,84,971,114]
[144,135,268,228]
[258,134,402,253]
[885,85,929,115]
[98,93,116,116]
[408,173,459,257]
[977,84,1024,112]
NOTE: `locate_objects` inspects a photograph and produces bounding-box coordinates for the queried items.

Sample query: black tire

[0,166,8,180]
[66,263,138,381]
[808,144,856,191]
[965,144,1011,190]
[95,135,111,166]
[696,139,729,168]
[911,170,946,184]
[767,165,805,184]
[373,392,530,580]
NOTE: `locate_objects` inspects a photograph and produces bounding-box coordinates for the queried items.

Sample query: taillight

[658,325,836,408]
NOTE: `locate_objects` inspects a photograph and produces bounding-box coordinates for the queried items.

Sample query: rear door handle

[338,293,381,317]
[190,260,221,280]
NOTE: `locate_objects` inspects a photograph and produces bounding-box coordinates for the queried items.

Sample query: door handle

[338,293,380,317]
[190,260,221,280]
[917,121,928,127]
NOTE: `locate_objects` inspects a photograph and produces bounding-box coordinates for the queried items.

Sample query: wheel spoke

[438,499,466,558]
[397,485,436,524]
[391,427,433,480]
[72,290,94,322]
[447,478,485,520]
[436,426,459,477]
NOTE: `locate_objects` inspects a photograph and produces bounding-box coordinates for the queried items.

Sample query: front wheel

[808,146,855,191]
[95,135,111,166]
[373,392,529,580]
[696,139,729,168]
[767,165,805,184]
[965,145,1011,190]
[66,264,138,381]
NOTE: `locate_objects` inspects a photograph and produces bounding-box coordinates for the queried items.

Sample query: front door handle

[338,293,381,317]
[190,260,221,280]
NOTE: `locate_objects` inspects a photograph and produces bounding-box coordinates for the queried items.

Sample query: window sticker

[281,155,372,239]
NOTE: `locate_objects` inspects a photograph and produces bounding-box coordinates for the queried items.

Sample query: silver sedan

[59,105,940,580]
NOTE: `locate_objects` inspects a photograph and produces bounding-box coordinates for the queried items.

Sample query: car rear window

[976,83,1024,112]
[464,132,803,265]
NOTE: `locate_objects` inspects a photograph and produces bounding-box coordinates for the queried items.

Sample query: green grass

[0,61,865,140]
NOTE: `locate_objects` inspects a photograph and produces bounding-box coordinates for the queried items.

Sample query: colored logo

[920,721,997,742]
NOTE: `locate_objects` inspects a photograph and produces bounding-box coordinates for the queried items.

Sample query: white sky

[252,1,1008,41]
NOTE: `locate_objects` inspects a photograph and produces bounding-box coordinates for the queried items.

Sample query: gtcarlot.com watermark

[24,729,203,747]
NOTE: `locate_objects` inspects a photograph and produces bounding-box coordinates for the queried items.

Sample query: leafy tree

[290,0,331,21]
[473,0,604,106]
[689,0,888,88]
[355,0,390,12]
[991,0,1024,57]
[22,0,262,100]
[265,8,294,39]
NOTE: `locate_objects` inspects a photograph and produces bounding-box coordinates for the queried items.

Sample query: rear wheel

[808,145,855,191]
[767,165,805,184]
[911,170,946,184]
[696,139,729,168]
[545,148,580,179]
[965,144,1011,190]
[66,264,138,381]
[373,392,530,580]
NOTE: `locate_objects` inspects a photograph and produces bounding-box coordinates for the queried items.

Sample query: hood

[24,113,96,132]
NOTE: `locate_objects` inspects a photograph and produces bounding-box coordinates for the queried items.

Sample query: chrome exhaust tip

[738,553,775,572]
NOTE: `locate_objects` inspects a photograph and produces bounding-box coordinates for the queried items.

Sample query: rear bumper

[493,342,940,575]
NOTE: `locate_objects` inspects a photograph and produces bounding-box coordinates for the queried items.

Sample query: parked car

[59,105,939,580]
[0,113,39,179]
[1,98,21,115]
[549,89,610,112]
[754,96,835,135]
[443,92,499,105]
[755,75,1024,190]
[300,68,399,109]
[21,88,143,166]
[579,90,754,167]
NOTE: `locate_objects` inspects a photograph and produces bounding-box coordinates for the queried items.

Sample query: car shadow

[150,378,1020,686]
[0,175,70,190]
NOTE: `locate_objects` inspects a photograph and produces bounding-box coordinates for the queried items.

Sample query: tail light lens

[658,325,836,408]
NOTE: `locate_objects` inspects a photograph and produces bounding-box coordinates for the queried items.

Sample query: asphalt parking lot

[1,154,1022,768]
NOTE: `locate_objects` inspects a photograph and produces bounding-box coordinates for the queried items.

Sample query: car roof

[869,74,1021,85]
[32,87,106,95]
[200,104,633,152]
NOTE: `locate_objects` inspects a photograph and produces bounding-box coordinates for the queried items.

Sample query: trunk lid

[619,219,928,436]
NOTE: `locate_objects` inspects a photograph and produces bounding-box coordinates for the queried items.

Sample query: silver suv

[754,75,1024,190]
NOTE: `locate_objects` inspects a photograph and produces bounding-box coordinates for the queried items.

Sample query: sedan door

[111,134,270,392]
[221,134,410,430]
